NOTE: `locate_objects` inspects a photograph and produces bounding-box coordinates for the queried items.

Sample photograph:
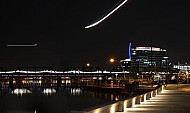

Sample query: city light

[110,58,115,63]
[70,88,82,95]
[86,63,90,67]
[135,47,166,51]
[110,105,115,113]
[12,88,31,95]
[42,88,56,95]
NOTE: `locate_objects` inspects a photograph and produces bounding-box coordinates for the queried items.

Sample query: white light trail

[7,44,37,47]
[85,0,129,29]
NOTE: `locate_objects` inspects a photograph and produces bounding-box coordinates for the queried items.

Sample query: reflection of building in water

[70,88,83,95]
[42,88,56,95]
[12,88,31,95]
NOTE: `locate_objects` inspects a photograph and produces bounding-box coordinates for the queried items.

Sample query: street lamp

[86,63,90,67]
[110,58,115,63]
[86,63,97,71]
[109,58,126,80]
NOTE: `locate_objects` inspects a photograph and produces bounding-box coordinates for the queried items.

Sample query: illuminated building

[120,59,131,71]
[130,46,170,72]
[120,45,170,72]
[173,63,190,72]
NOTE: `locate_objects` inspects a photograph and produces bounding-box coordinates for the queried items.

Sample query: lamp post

[109,58,126,83]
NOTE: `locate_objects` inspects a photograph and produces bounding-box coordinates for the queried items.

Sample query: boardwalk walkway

[117,84,190,113]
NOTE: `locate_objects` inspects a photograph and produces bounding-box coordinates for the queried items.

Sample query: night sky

[1,0,190,70]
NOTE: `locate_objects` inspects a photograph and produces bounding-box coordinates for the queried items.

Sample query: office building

[130,46,169,72]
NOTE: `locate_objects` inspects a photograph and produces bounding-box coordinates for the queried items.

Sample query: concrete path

[118,84,190,113]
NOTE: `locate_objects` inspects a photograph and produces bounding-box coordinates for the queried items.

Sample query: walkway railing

[71,85,164,113]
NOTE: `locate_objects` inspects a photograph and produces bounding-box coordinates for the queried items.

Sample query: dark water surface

[0,88,121,113]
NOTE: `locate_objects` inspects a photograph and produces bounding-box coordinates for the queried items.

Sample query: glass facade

[121,47,170,72]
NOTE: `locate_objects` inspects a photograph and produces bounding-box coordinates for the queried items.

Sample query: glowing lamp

[110,58,115,63]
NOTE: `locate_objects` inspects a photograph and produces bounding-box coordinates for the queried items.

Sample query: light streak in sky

[85,0,129,29]
[7,44,37,47]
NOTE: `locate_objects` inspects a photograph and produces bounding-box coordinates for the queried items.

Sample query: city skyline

[1,0,190,70]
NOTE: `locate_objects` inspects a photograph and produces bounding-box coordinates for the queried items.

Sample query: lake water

[0,87,123,113]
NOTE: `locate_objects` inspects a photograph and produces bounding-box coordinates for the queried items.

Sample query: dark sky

[1,0,190,70]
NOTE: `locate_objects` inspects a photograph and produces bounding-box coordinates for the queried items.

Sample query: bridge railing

[71,85,164,113]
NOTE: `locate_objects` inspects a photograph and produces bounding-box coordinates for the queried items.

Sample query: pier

[71,84,190,113]
[122,84,190,113]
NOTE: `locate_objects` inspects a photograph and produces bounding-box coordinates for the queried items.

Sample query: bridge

[0,66,180,89]
[71,84,190,113]
[0,67,132,88]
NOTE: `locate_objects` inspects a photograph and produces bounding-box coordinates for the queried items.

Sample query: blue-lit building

[121,46,170,72]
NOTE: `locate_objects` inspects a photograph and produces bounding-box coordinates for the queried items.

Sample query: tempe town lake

[0,87,118,113]
[0,66,187,113]
[0,68,136,113]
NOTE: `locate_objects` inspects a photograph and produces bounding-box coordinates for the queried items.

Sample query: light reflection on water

[70,88,83,95]
[11,88,31,95]
[42,88,56,95]
[11,88,57,96]
[0,87,125,113]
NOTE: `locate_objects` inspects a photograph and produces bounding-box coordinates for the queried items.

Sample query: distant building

[121,46,170,72]
[173,63,190,72]
[120,59,131,71]
[131,47,170,72]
